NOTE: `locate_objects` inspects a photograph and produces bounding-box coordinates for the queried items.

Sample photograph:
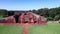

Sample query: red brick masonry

[0,12,47,24]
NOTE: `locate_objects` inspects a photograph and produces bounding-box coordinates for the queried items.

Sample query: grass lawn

[0,26,23,34]
[0,23,60,34]
[29,23,60,34]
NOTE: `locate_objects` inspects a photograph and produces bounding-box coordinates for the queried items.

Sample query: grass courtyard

[0,26,23,34]
[0,23,60,34]
[28,23,60,34]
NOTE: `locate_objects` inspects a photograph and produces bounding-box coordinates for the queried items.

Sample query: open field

[0,26,23,34]
[0,23,60,34]
[28,23,60,34]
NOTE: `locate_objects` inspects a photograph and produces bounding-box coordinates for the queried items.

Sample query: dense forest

[0,7,60,21]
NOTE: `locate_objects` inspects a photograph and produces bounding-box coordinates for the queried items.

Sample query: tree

[47,17,54,21]
[0,9,7,15]
[54,15,60,20]
[37,8,49,17]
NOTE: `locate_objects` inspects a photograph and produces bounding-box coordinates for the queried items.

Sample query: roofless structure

[0,11,47,25]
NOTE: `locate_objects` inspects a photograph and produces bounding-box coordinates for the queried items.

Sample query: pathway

[23,23,32,34]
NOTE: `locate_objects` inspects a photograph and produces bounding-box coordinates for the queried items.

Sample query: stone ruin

[0,12,47,24]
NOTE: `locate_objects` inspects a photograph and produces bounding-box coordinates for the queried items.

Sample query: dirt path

[23,23,32,34]
[22,23,47,34]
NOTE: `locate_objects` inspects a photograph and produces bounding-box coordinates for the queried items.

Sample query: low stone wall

[47,21,59,23]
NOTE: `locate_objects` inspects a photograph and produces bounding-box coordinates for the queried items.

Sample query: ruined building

[0,11,47,24]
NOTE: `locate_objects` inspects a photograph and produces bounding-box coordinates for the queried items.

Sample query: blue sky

[0,0,60,10]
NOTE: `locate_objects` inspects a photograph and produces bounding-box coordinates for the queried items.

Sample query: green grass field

[29,23,60,34]
[0,23,60,34]
[0,26,23,34]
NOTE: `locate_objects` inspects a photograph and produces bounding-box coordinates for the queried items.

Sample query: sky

[0,0,60,10]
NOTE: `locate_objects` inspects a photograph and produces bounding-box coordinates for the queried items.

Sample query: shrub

[47,17,54,21]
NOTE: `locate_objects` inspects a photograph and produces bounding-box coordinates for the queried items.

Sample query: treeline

[0,9,8,18]
[0,9,7,15]
[32,7,60,21]
[0,7,60,21]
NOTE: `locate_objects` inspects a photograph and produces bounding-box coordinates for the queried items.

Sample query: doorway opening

[14,13,22,23]
[14,15,19,23]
